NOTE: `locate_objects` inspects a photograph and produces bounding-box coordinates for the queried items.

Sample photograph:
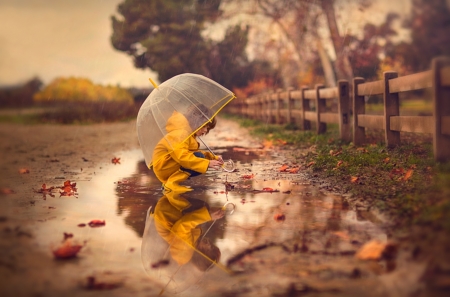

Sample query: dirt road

[0,118,447,297]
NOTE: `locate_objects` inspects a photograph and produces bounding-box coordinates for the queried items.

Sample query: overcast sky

[0,0,411,89]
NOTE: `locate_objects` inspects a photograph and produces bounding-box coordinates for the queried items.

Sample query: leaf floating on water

[273,213,285,221]
[84,276,122,290]
[19,168,30,174]
[88,220,105,227]
[52,239,83,259]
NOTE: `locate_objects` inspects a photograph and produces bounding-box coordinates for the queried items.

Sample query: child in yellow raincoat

[152,106,223,210]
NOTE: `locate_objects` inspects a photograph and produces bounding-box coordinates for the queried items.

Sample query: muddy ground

[0,118,449,297]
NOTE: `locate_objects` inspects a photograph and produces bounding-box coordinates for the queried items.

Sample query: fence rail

[227,56,450,162]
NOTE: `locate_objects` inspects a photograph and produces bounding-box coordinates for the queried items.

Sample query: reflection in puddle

[111,147,388,295]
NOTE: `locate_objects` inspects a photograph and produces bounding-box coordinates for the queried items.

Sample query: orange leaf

[262,187,274,192]
[262,140,273,148]
[278,164,289,172]
[111,157,121,164]
[288,167,300,173]
[336,160,343,167]
[355,240,387,260]
[53,240,83,259]
[0,188,14,195]
[403,169,413,181]
[350,176,359,183]
[306,161,315,168]
[277,139,287,145]
[332,231,350,241]
[19,168,30,174]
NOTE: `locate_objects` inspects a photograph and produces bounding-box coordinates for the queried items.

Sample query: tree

[0,77,43,107]
[344,13,401,80]
[387,0,450,72]
[110,0,278,90]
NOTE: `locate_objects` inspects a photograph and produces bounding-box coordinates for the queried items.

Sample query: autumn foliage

[33,77,133,104]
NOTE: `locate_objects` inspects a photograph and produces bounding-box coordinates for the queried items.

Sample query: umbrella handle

[197,136,216,157]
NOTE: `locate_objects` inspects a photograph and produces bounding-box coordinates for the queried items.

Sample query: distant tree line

[0,77,42,107]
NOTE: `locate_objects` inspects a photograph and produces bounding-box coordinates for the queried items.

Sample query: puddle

[28,144,389,296]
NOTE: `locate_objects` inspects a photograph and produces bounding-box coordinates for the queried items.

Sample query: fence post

[337,80,351,142]
[315,84,326,134]
[275,89,282,124]
[384,71,400,147]
[432,56,450,162]
[287,87,294,125]
[353,77,365,145]
[301,86,311,130]
[257,94,263,121]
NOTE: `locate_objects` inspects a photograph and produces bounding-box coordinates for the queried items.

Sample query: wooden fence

[226,56,450,162]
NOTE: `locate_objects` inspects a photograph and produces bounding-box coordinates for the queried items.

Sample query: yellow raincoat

[153,194,212,266]
[152,111,217,194]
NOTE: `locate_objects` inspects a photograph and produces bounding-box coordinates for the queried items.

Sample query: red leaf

[278,164,289,172]
[241,173,255,179]
[88,220,105,227]
[273,213,285,221]
[111,157,121,165]
[53,240,83,259]
[262,187,274,192]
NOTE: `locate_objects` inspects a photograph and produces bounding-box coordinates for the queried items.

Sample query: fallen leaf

[64,232,73,240]
[88,220,105,227]
[85,276,122,290]
[278,164,289,172]
[111,157,121,165]
[19,168,30,174]
[241,173,255,179]
[273,213,285,221]
[332,231,350,241]
[262,140,273,148]
[350,176,359,183]
[262,187,274,192]
[1,188,14,195]
[53,239,83,259]
[288,167,300,173]
[355,240,386,260]
[403,169,413,181]
[306,161,315,168]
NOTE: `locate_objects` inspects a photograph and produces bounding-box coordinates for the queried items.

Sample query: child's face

[195,126,208,137]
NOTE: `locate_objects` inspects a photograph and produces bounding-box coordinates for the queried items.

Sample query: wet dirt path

[0,118,430,297]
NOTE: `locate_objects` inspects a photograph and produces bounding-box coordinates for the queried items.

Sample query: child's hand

[216,155,224,164]
[208,160,223,170]
[209,207,225,220]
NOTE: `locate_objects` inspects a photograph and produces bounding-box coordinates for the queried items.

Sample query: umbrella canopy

[137,73,236,168]
[141,191,233,295]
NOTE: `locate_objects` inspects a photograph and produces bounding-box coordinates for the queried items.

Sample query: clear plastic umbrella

[137,73,236,171]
